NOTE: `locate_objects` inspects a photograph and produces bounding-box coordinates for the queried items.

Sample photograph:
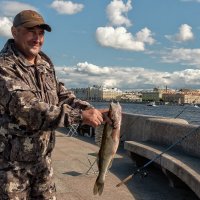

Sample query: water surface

[90,102,200,125]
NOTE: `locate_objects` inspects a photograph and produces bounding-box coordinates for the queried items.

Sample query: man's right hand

[81,108,106,127]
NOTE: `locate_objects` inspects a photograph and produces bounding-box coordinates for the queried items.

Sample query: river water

[90,101,200,125]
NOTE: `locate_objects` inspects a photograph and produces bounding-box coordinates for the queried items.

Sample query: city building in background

[71,85,123,101]
[88,85,103,101]
[101,87,122,101]
[72,87,89,100]
[141,87,166,102]
[162,91,200,104]
[71,85,200,104]
[119,91,142,102]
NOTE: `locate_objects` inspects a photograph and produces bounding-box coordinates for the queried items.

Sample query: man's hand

[81,108,111,127]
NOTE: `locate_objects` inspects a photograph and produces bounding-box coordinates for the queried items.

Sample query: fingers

[81,109,103,127]
[98,108,109,114]
[102,113,112,125]
[98,109,112,125]
[81,108,114,127]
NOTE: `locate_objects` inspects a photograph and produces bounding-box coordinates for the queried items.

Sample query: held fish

[93,102,122,196]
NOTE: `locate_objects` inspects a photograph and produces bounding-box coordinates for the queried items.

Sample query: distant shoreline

[87,100,186,106]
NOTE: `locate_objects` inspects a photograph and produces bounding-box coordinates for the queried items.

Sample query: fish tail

[93,181,104,196]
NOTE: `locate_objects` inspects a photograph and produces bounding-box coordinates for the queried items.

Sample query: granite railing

[120,113,200,198]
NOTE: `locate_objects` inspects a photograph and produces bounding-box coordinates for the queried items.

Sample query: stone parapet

[121,113,200,158]
[121,113,200,198]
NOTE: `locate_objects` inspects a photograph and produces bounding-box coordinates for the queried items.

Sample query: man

[0,10,107,199]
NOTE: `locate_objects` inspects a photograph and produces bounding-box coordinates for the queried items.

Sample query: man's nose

[33,32,42,41]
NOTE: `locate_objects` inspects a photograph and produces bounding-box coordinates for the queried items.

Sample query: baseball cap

[13,10,51,32]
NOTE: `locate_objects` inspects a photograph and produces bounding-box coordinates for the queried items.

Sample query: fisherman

[0,10,108,199]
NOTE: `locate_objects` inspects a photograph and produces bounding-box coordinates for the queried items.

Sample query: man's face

[12,26,45,60]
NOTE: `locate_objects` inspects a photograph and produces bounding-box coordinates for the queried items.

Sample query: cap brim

[22,21,52,32]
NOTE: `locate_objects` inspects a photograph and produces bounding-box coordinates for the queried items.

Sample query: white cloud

[168,69,200,88]
[161,48,200,67]
[76,62,111,75]
[135,27,155,45]
[0,17,13,38]
[103,79,118,88]
[0,1,38,38]
[55,62,200,90]
[50,0,84,15]
[0,1,37,17]
[165,24,194,42]
[97,1,155,52]
[96,26,155,51]
[106,0,132,27]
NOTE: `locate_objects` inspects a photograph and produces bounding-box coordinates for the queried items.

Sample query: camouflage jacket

[0,39,92,165]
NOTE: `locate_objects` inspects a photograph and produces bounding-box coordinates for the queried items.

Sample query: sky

[1,0,200,91]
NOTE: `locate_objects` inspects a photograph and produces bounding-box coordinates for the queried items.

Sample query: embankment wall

[121,113,200,158]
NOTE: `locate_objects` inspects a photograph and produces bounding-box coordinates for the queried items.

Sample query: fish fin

[93,181,104,196]
[108,158,113,169]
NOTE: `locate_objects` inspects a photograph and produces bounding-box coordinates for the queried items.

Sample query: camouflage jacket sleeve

[0,65,83,131]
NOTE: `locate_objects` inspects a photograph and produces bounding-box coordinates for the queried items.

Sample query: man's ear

[11,26,17,38]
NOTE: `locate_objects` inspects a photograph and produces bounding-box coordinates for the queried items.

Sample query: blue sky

[1,0,200,90]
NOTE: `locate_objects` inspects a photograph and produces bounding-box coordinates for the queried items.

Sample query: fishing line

[174,106,188,119]
[174,97,199,119]
[116,125,200,187]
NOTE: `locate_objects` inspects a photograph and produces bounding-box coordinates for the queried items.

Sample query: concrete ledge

[121,113,200,158]
[124,140,200,199]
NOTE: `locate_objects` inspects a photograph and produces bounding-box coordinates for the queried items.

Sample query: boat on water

[193,104,199,108]
[147,101,157,107]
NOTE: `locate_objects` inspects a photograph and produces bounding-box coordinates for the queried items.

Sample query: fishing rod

[116,125,200,187]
